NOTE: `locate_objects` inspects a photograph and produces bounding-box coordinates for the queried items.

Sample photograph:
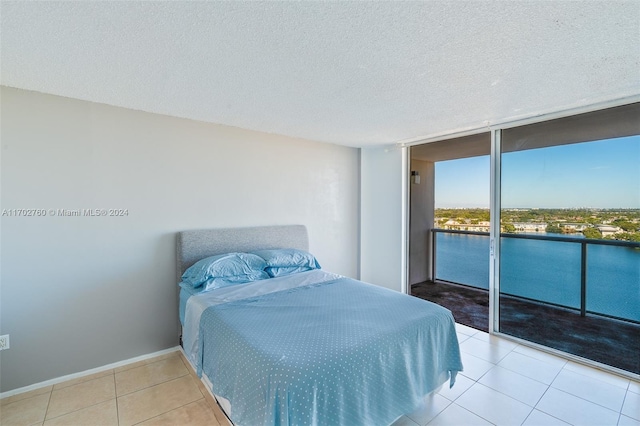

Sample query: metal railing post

[581,242,587,317]
[431,230,437,282]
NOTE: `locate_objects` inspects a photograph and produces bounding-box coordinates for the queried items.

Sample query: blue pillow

[202,270,270,291]
[266,266,315,278]
[252,249,321,277]
[181,252,267,288]
[179,270,270,293]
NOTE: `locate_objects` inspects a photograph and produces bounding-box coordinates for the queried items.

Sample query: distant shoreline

[434,208,640,242]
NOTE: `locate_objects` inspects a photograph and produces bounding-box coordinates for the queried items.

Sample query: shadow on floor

[411,280,640,375]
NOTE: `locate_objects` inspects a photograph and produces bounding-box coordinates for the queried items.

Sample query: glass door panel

[498,103,640,374]
[409,133,491,332]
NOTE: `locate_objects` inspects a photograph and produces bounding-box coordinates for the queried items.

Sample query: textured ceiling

[1,1,639,147]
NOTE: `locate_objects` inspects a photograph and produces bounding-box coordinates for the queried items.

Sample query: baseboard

[0,346,181,399]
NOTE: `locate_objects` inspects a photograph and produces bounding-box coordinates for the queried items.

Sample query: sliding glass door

[409,102,639,375]
[496,103,640,374]
[409,133,491,332]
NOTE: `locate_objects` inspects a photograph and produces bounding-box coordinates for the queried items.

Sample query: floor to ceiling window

[497,103,640,374]
[410,102,640,376]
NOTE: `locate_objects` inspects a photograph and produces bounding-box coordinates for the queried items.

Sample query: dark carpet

[411,280,640,375]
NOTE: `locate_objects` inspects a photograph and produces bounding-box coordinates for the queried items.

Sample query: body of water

[435,232,640,322]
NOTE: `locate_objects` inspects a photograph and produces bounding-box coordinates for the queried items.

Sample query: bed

[178,225,463,426]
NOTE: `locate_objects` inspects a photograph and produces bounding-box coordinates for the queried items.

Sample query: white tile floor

[393,323,640,426]
[4,324,638,426]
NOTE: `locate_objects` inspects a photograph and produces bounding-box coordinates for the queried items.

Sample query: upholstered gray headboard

[176,225,309,283]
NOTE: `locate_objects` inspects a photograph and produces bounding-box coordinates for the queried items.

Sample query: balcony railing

[431,228,640,324]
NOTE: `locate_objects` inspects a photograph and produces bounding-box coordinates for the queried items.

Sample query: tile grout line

[127,388,205,426]
[43,396,116,422]
[529,384,556,424]
[43,372,117,424]
[526,359,560,408]
[118,355,224,426]
[114,373,121,426]
[525,399,569,426]
[495,362,562,388]
[456,401,498,426]
[117,374,205,425]
[617,390,630,425]
[51,370,115,392]
[467,380,536,423]
[562,361,632,388]
[115,371,191,398]
[549,374,628,413]
[114,353,181,378]
[116,374,191,398]
[113,351,180,375]
[519,407,537,426]
[43,388,53,425]
[538,386,623,420]
[511,348,568,371]
[130,397,213,426]
[475,369,548,410]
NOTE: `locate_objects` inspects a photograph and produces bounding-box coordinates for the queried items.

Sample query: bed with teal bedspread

[178,225,463,426]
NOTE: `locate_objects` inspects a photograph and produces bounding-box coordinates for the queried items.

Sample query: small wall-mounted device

[411,170,420,185]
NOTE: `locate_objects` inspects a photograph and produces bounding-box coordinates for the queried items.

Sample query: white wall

[0,87,360,392]
[360,146,407,292]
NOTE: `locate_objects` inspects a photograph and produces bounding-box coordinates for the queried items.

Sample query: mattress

[182,270,463,426]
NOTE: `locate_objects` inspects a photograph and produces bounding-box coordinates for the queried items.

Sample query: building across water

[438,220,491,232]
[512,222,547,232]
[596,224,624,237]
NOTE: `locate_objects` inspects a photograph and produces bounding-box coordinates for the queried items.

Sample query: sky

[435,135,640,209]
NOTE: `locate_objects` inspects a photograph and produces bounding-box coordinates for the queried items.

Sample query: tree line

[435,208,640,242]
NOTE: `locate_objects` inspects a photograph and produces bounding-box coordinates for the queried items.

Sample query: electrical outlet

[0,335,9,350]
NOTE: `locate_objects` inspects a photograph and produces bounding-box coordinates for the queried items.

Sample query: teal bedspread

[198,277,463,426]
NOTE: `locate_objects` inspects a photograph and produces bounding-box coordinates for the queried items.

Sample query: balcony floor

[411,280,640,375]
